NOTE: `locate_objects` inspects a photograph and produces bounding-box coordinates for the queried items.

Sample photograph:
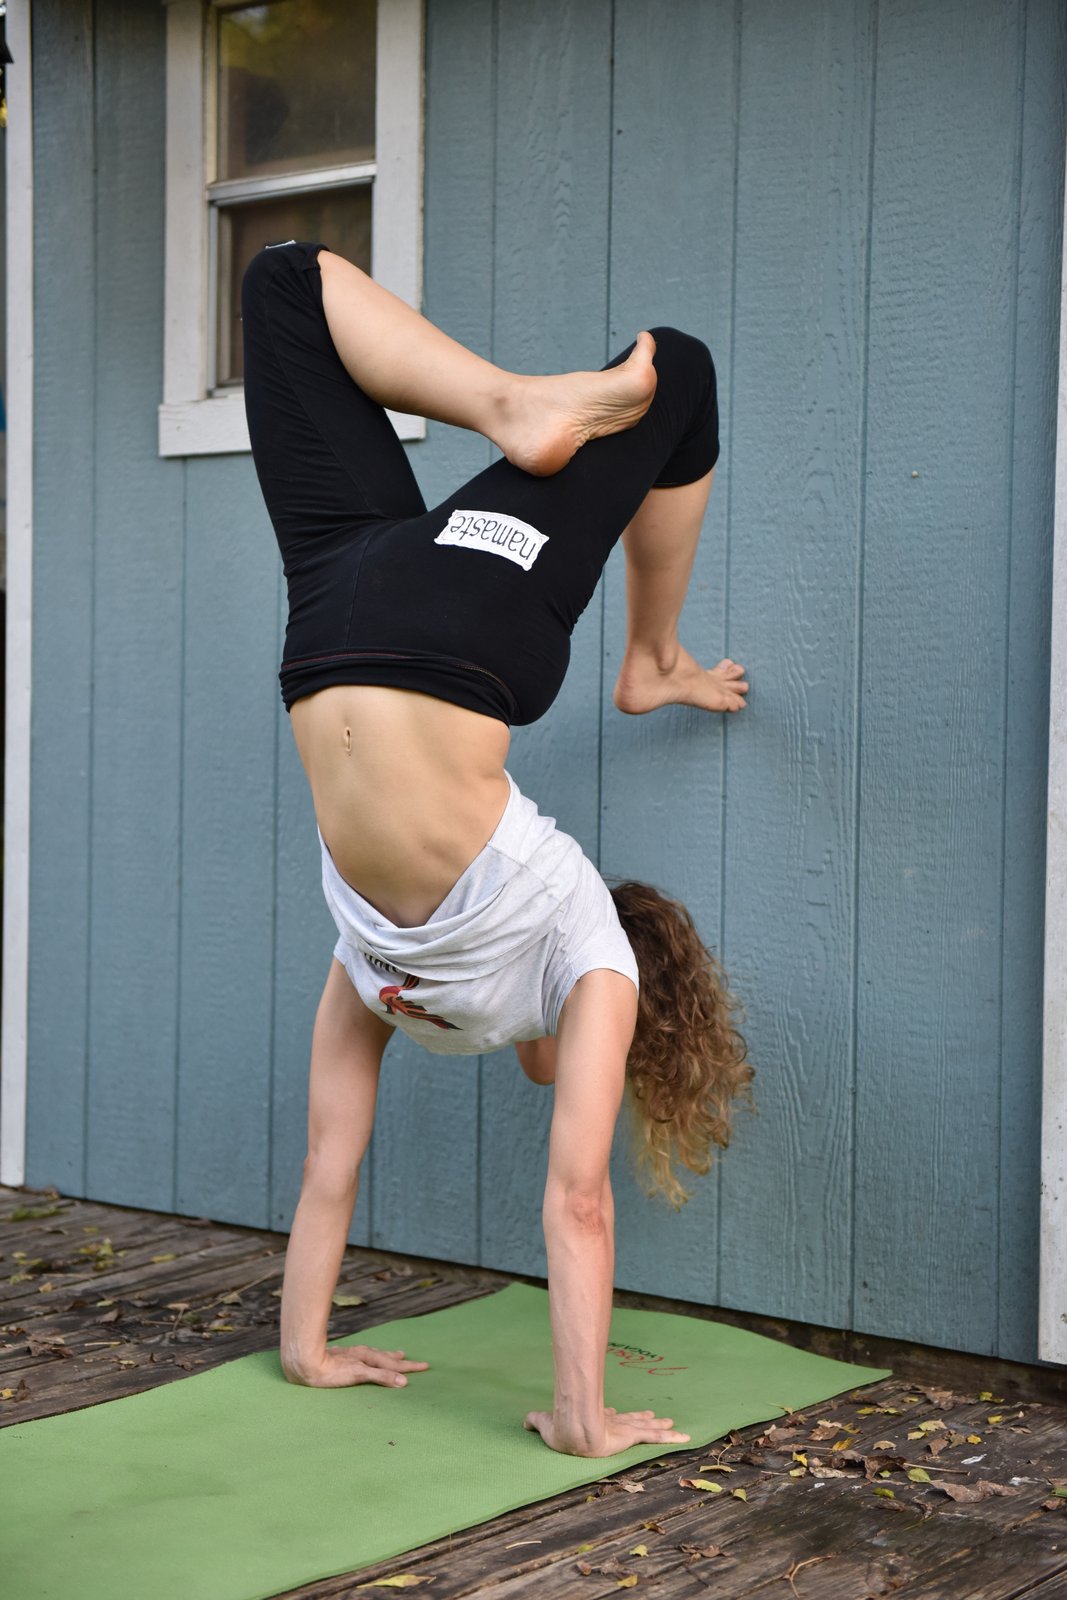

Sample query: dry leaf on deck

[809,1420,844,1442]
[679,1478,723,1493]
[679,1543,727,1559]
[755,1423,802,1448]
[356,1577,434,1589]
[937,1481,1017,1503]
[332,1294,366,1307]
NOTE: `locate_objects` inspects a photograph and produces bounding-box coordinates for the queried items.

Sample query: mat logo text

[607,1341,688,1376]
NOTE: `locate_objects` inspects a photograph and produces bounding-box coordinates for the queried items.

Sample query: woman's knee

[645,325,716,385]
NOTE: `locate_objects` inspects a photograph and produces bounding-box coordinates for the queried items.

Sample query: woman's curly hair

[609,880,754,1210]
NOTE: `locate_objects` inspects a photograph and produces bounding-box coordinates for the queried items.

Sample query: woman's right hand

[523,1405,690,1458]
[282,1343,430,1389]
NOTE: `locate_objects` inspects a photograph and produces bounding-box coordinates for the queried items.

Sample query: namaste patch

[434,509,548,572]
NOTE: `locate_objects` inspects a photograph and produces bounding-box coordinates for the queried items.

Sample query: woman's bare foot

[493,332,658,476]
[613,648,749,715]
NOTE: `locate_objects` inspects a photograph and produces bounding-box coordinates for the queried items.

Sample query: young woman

[241,241,752,1459]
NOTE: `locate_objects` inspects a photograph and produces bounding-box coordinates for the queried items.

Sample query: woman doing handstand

[241,240,752,1460]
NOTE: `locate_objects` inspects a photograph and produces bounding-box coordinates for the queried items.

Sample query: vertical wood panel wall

[24,0,1066,1361]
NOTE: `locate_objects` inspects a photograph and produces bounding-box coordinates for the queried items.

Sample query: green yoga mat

[1,1282,889,1600]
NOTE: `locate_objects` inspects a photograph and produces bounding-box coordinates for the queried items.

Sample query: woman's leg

[316,250,657,477]
[612,471,749,715]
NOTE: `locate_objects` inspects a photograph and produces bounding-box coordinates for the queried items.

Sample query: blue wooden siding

[23,0,1065,1361]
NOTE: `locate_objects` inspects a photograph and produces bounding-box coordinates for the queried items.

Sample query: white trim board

[1,0,34,1188]
[1040,133,1067,1366]
[159,0,425,457]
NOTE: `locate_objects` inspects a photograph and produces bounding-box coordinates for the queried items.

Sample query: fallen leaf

[26,1333,71,1359]
[922,1388,956,1408]
[629,1545,648,1558]
[642,1521,665,1535]
[907,1430,925,1441]
[938,1480,1018,1503]
[679,1543,727,1559]
[1042,1498,1066,1512]
[731,1488,748,1500]
[616,1579,638,1589]
[788,1467,806,1477]
[927,1437,949,1458]
[10,1203,70,1220]
[679,1478,722,1493]
[809,1467,850,1479]
[37,1282,55,1294]
[332,1294,366,1308]
[575,1558,635,1580]
[151,1254,178,1264]
[966,1434,983,1445]
[917,1420,945,1433]
[695,1463,733,1473]
[617,1479,645,1494]
[987,1414,1004,1425]
[415,1279,437,1289]
[97,1307,122,1324]
[906,1468,931,1483]
[356,1578,433,1589]
[755,1423,803,1447]
[809,1421,843,1442]
[873,1440,896,1451]
[873,1487,895,1499]
[791,1452,808,1467]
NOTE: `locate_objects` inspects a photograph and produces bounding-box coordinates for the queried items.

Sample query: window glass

[216,187,372,384]
[217,0,377,181]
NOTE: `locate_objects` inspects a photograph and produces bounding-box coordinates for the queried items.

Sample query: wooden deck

[3,1184,1067,1600]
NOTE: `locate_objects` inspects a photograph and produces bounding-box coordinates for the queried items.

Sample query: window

[159,0,424,457]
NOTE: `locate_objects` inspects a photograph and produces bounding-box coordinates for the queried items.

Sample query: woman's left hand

[523,1405,690,1457]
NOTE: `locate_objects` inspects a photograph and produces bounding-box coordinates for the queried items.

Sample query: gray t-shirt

[321,771,638,1055]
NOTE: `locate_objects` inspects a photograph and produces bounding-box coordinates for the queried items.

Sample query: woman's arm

[280,958,429,1389]
[525,969,691,1457]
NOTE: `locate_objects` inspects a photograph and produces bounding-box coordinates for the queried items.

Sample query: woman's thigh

[241,240,427,552]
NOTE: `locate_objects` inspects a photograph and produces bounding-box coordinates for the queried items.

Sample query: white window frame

[158,0,425,458]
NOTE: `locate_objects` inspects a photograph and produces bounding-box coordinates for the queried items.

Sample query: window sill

[157,393,426,458]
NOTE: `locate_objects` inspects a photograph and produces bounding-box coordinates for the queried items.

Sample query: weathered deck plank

[3,1187,1066,1600]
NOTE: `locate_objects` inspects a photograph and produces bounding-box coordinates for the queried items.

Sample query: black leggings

[242,241,719,726]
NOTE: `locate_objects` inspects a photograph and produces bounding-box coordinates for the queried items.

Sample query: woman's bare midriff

[289,684,512,929]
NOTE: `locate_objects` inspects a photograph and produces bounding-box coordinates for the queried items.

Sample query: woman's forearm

[542,1182,615,1445]
[280,1169,359,1378]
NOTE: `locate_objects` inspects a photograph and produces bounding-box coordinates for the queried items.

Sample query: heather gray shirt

[321,771,638,1056]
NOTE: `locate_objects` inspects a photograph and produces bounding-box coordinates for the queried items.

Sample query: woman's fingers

[352,1344,430,1373]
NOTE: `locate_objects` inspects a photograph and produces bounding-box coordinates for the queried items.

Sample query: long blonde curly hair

[609,880,754,1209]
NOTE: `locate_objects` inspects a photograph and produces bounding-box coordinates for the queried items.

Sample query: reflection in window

[217,0,376,179]
[211,0,377,387]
